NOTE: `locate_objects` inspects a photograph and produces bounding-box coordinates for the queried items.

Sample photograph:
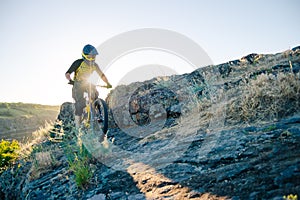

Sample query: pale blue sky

[0,0,299,105]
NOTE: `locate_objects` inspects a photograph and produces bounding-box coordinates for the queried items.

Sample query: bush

[228,72,300,123]
[71,159,91,189]
[66,144,92,189]
[0,139,20,171]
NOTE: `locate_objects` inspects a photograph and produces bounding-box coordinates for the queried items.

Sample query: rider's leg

[74,100,85,128]
[74,115,81,128]
[91,85,99,101]
[73,81,85,128]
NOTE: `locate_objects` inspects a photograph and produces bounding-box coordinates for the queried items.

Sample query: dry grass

[20,122,65,180]
[28,148,62,180]
[228,72,300,123]
[18,122,53,158]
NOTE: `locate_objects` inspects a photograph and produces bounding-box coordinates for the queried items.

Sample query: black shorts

[72,81,99,116]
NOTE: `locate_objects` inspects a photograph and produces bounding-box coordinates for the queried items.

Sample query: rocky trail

[1,47,300,199]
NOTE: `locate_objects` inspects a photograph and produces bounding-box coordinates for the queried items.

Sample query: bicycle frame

[82,81,109,136]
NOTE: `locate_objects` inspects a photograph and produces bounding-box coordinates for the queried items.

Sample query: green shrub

[71,159,92,189]
[66,144,92,189]
[0,139,20,171]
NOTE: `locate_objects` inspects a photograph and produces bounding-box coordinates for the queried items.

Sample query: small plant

[0,139,20,172]
[69,156,92,189]
[263,125,277,132]
[228,72,300,123]
[26,140,63,180]
[283,194,298,200]
[66,144,92,189]
[29,151,59,180]
[146,135,157,142]
[280,130,292,138]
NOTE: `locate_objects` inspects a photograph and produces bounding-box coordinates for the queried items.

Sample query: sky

[0,0,299,105]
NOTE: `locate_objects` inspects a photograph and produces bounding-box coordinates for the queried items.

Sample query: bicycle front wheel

[92,98,109,135]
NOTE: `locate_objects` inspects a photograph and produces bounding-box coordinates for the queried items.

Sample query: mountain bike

[69,80,109,141]
[82,84,109,140]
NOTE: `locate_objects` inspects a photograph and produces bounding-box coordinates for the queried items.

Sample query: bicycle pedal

[97,118,103,123]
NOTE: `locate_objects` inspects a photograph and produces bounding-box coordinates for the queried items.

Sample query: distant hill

[0,102,59,140]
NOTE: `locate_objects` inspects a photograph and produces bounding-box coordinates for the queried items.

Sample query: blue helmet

[82,44,98,56]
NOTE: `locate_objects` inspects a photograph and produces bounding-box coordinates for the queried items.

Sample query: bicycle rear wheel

[92,98,109,135]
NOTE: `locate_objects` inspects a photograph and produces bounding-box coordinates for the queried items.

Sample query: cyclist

[65,44,112,127]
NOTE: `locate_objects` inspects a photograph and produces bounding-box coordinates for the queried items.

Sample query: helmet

[82,44,98,61]
[82,44,98,55]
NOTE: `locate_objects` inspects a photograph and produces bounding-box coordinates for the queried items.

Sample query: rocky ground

[0,47,300,199]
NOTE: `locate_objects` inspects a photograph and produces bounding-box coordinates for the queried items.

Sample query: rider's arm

[101,74,111,86]
[65,59,83,81]
[65,73,72,81]
[95,65,112,87]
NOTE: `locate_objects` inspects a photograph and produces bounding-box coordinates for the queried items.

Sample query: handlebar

[68,80,75,85]
[67,80,112,89]
[96,85,112,89]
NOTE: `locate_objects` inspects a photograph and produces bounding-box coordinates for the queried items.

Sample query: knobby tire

[93,98,109,135]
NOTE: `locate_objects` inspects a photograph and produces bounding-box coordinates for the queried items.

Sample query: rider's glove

[68,80,75,85]
[106,83,112,89]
